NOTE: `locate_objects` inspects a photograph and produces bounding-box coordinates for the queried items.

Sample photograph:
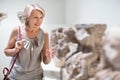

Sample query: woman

[4,3,54,80]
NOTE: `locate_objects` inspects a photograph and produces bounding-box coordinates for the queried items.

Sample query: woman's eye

[34,17,38,19]
[34,16,43,19]
[40,16,43,19]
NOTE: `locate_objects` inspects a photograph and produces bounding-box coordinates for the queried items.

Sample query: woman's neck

[23,26,40,38]
[24,26,40,33]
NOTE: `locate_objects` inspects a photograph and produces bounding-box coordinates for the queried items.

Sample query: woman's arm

[4,27,22,56]
[42,32,54,64]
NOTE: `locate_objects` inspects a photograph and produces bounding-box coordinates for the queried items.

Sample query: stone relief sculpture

[0,12,7,22]
[94,26,120,80]
[50,24,106,80]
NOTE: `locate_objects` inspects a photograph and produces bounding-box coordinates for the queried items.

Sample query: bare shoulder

[44,32,49,36]
[10,26,19,38]
[5,26,19,49]
[44,32,49,42]
[12,26,18,33]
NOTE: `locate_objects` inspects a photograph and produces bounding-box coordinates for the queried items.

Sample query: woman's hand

[45,48,54,59]
[15,40,24,52]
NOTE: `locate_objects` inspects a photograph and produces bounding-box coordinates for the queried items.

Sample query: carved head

[103,26,120,70]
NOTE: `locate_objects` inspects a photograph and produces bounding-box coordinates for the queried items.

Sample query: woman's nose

[37,18,42,23]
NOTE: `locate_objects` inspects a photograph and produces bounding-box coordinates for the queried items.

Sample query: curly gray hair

[17,3,45,23]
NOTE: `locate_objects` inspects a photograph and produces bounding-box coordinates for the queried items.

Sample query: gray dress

[9,28,45,80]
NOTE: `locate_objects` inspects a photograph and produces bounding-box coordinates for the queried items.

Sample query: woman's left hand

[45,48,54,59]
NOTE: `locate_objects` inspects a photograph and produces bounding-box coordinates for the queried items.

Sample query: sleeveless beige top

[9,28,45,80]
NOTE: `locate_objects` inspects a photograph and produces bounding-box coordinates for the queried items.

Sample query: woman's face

[27,9,44,28]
